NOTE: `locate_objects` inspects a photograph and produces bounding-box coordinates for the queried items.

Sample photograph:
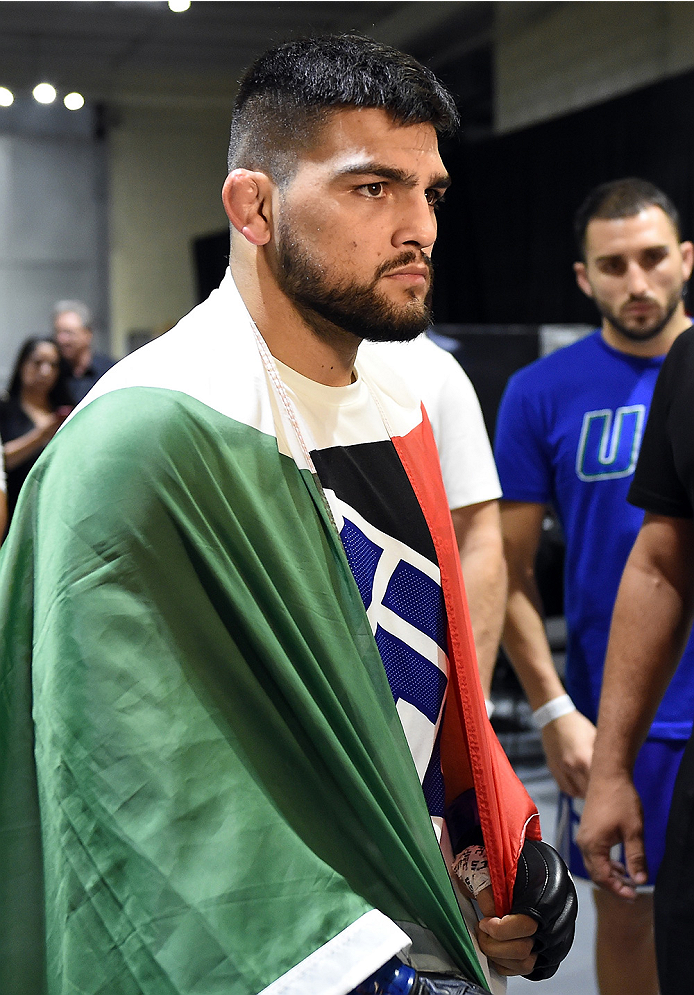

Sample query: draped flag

[0,274,539,995]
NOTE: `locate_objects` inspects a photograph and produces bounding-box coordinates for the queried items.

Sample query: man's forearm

[499,501,564,709]
[590,514,694,778]
[578,515,694,892]
[503,522,596,799]
[503,582,564,710]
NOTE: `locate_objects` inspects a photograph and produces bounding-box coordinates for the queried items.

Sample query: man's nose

[392,193,437,250]
[625,260,649,296]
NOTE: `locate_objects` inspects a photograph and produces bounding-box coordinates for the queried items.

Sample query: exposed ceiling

[0,0,494,117]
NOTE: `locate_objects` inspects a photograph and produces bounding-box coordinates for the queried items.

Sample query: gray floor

[507,764,598,995]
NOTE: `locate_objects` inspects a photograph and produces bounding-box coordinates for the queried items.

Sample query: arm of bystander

[578,512,694,895]
[501,500,596,798]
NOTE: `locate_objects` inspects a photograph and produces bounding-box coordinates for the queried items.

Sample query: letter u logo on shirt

[575,405,646,481]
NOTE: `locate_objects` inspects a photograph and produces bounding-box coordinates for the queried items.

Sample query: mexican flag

[0,274,539,995]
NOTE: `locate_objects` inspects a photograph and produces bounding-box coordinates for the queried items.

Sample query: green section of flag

[0,387,487,994]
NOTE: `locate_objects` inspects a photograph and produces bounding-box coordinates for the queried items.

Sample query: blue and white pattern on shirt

[335,498,449,818]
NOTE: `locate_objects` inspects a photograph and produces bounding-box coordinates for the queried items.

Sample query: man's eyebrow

[334,161,451,189]
[595,244,669,263]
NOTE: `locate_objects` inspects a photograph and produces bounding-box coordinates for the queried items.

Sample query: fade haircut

[227,34,459,186]
[575,177,681,259]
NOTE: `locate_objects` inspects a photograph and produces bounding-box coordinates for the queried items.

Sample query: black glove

[510,838,578,981]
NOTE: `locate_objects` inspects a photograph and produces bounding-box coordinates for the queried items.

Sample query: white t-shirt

[362,335,501,511]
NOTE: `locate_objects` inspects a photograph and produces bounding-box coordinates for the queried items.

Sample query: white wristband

[532,694,576,729]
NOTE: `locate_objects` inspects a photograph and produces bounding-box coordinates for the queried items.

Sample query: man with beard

[494,177,694,995]
[0,34,576,995]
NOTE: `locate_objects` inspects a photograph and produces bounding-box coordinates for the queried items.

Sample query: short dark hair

[574,177,681,259]
[227,34,459,185]
[7,337,74,407]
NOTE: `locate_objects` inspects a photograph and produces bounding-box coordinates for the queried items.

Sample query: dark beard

[274,222,433,344]
[598,288,683,343]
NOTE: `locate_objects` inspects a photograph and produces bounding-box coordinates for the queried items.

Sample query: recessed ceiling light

[168,0,191,10]
[0,87,13,107]
[64,92,85,111]
[33,83,57,104]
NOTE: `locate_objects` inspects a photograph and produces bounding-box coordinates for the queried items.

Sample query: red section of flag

[392,405,540,915]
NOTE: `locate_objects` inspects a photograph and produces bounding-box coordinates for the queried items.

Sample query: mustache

[374,252,434,280]
[622,294,659,306]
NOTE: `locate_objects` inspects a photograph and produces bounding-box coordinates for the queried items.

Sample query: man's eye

[426,189,445,207]
[599,260,626,276]
[642,248,668,268]
[360,183,384,197]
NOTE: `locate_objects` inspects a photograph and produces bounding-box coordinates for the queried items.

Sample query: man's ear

[680,240,694,282]
[222,169,273,246]
[573,261,594,299]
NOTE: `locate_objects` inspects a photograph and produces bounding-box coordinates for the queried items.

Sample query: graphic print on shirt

[575,405,646,481]
[312,440,449,818]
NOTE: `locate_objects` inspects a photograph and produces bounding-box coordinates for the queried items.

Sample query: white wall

[0,101,108,386]
[108,102,231,358]
[495,1,694,134]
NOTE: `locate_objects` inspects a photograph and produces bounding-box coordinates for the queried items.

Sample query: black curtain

[433,68,694,324]
[193,231,229,303]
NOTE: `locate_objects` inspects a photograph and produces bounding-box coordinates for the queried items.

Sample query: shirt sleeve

[628,341,693,518]
[425,352,502,510]
[494,368,553,504]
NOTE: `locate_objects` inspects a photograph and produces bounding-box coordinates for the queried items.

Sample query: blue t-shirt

[494,330,694,739]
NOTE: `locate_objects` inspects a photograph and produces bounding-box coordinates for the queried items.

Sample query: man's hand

[474,885,538,977]
[577,772,648,900]
[542,710,596,798]
[457,838,576,979]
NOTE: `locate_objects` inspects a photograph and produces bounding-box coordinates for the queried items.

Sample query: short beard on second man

[597,285,684,343]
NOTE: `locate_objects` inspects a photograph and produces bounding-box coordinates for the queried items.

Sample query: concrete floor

[507,764,599,995]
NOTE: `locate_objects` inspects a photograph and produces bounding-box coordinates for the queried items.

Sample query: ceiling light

[0,87,13,107]
[168,0,191,10]
[33,83,57,104]
[64,92,85,111]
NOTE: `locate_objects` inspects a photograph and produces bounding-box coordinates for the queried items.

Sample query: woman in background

[0,337,73,531]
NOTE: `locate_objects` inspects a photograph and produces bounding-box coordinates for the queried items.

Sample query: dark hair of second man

[574,177,682,259]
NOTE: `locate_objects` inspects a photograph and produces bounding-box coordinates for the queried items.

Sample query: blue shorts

[557,737,687,885]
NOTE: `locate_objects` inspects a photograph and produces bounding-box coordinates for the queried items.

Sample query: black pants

[655,730,694,992]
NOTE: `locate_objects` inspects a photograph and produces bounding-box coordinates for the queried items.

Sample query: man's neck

[230,256,359,387]
[600,305,692,358]
[72,348,93,378]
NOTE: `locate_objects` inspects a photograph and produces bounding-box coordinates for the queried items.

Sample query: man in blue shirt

[494,178,694,995]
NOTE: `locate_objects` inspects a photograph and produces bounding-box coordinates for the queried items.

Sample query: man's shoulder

[668,323,694,362]
[62,386,205,454]
[506,332,603,396]
[651,323,694,401]
[89,352,116,376]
